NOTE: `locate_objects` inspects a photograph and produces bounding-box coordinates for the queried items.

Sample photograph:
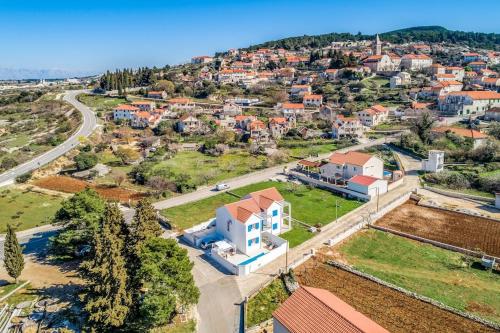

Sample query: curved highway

[0,90,97,187]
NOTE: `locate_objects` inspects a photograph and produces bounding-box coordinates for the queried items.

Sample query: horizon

[2,0,500,77]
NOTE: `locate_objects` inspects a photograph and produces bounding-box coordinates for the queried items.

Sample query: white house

[363,54,397,72]
[290,84,311,96]
[422,150,444,173]
[400,54,433,71]
[303,94,323,107]
[113,104,140,121]
[167,98,196,111]
[438,91,500,116]
[320,151,384,181]
[279,103,305,120]
[356,104,389,127]
[347,175,388,197]
[485,107,500,121]
[177,114,201,133]
[390,72,411,88]
[332,115,364,139]
[131,100,156,112]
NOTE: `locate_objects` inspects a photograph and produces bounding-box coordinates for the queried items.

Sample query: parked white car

[215,183,230,191]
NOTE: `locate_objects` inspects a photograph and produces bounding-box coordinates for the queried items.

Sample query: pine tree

[4,224,24,283]
[80,203,131,331]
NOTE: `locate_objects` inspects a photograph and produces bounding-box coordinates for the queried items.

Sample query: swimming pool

[239,252,266,266]
[383,170,392,177]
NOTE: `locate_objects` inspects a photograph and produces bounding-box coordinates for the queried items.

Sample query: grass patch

[427,183,495,198]
[0,281,25,299]
[339,229,500,324]
[4,284,38,306]
[161,181,362,247]
[247,278,289,327]
[151,320,196,333]
[0,188,62,232]
[77,94,128,113]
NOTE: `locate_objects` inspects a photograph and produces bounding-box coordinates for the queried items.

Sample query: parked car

[215,183,230,191]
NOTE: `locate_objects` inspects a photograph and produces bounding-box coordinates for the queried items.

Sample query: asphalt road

[0,90,97,187]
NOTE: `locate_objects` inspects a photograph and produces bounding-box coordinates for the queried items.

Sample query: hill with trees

[244,26,500,51]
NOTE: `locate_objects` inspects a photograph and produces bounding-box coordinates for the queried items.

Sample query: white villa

[185,187,291,276]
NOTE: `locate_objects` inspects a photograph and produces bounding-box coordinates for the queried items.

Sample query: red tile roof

[273,286,389,333]
[349,175,380,186]
[282,103,304,109]
[329,151,374,166]
[224,187,284,223]
[431,126,488,139]
[114,104,140,111]
[168,97,192,104]
[447,91,500,100]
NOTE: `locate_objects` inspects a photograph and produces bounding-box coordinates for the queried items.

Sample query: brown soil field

[34,176,145,202]
[375,200,500,257]
[295,258,498,333]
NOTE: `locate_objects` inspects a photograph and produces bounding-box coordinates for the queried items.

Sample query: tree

[154,80,175,95]
[411,111,435,144]
[115,147,140,165]
[136,238,199,327]
[80,203,131,331]
[74,152,98,171]
[4,224,24,283]
[112,171,126,187]
[488,122,500,140]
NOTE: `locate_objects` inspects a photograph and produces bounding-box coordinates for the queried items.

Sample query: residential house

[347,175,388,197]
[431,63,446,75]
[323,68,339,80]
[422,150,445,173]
[167,98,196,111]
[319,151,384,181]
[279,103,305,121]
[222,102,242,116]
[356,104,389,127]
[303,94,323,107]
[217,69,248,84]
[430,126,489,148]
[438,91,500,116]
[469,61,487,72]
[215,187,291,256]
[191,56,214,64]
[273,286,389,333]
[485,107,500,121]
[400,54,433,71]
[147,91,167,99]
[435,73,456,82]
[463,52,481,63]
[431,80,463,96]
[248,120,269,143]
[113,104,140,121]
[290,84,311,96]
[177,114,201,133]
[131,112,160,129]
[390,72,411,88]
[445,67,465,81]
[131,100,156,112]
[269,117,291,139]
[480,77,500,91]
[332,115,364,139]
[235,115,257,130]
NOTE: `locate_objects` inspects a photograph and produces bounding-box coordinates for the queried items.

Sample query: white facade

[347,177,388,197]
[401,55,433,71]
[320,152,384,180]
[422,150,444,173]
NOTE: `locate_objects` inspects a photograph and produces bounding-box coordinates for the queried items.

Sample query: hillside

[245,26,500,51]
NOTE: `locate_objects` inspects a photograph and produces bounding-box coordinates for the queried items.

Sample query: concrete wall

[423,184,495,204]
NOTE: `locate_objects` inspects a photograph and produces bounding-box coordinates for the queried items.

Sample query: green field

[152,150,268,186]
[340,229,500,324]
[161,181,362,247]
[0,188,63,232]
[77,94,128,113]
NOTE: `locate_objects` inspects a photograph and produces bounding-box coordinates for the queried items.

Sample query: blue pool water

[239,252,266,266]
[383,170,392,177]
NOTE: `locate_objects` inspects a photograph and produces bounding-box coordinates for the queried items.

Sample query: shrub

[74,152,98,171]
[15,172,32,183]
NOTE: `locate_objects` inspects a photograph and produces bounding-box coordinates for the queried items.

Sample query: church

[362,34,399,73]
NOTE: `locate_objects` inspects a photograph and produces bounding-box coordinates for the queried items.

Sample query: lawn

[246,278,289,327]
[426,183,495,198]
[339,229,500,324]
[161,181,362,247]
[77,94,128,113]
[152,150,268,186]
[0,188,63,232]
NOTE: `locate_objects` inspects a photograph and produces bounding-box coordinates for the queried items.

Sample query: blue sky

[1,0,499,74]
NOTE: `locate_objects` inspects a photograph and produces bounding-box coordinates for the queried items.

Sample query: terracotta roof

[447,91,500,100]
[303,94,323,100]
[329,151,374,166]
[402,54,431,60]
[131,100,154,105]
[269,117,287,124]
[349,175,380,186]
[487,107,500,113]
[282,103,304,109]
[235,115,255,121]
[273,286,389,333]
[411,101,433,109]
[168,98,192,104]
[114,104,139,111]
[298,160,322,168]
[249,120,265,130]
[370,104,388,113]
[224,187,284,223]
[436,74,455,78]
[431,126,488,139]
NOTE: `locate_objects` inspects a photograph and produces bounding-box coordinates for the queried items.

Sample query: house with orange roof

[319,151,384,180]
[303,94,323,107]
[191,55,213,64]
[485,107,500,121]
[400,54,433,71]
[463,52,481,63]
[445,66,465,81]
[131,100,156,112]
[431,126,489,148]
[207,187,291,275]
[469,61,487,73]
[362,54,396,72]
[176,114,201,133]
[234,115,256,129]
[113,104,140,121]
[322,68,339,80]
[131,111,160,129]
[332,115,364,139]
[290,84,311,96]
[279,103,305,121]
[431,63,446,75]
[147,91,167,100]
[439,91,500,116]
[269,117,291,139]
[356,104,389,127]
[217,69,248,84]
[273,286,389,333]
[479,77,500,91]
[167,97,195,110]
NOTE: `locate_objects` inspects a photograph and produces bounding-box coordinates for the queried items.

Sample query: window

[255,237,260,244]
[248,225,252,232]
[254,222,259,230]
[272,209,278,217]
[272,223,278,230]
[227,220,232,232]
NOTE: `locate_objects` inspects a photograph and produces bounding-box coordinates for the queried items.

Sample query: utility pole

[335,199,338,223]
[376,187,380,213]
[285,240,289,273]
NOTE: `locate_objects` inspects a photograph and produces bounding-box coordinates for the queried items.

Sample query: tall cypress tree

[126,198,163,321]
[80,203,131,331]
[4,224,24,283]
